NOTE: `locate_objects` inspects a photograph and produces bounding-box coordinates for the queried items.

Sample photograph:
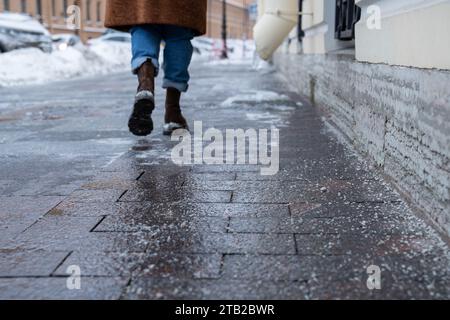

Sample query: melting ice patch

[206,59,252,66]
[94,138,133,145]
[134,147,172,165]
[272,105,296,112]
[245,111,291,127]
[221,90,289,107]
[103,152,126,168]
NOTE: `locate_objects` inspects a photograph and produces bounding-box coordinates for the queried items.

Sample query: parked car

[103,28,122,36]
[87,32,131,46]
[0,12,52,53]
[52,34,82,51]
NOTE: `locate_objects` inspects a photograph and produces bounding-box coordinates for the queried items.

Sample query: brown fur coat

[105,0,208,36]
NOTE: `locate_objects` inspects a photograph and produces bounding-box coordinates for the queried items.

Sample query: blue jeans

[131,24,195,92]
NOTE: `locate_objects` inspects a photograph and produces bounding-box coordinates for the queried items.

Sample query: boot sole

[163,123,189,136]
[128,99,154,137]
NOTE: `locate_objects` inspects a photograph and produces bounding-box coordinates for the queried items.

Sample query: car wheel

[0,45,5,54]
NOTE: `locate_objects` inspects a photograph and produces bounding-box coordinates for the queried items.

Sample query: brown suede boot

[128,61,155,136]
[163,87,189,136]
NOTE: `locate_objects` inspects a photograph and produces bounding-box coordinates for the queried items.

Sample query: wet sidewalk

[0,59,449,299]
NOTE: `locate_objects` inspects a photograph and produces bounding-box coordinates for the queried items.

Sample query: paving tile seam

[86,230,425,236]
[227,201,404,205]
[49,251,73,276]
[135,171,145,181]
[89,216,108,232]
[46,199,402,206]
[117,200,234,204]
[0,275,119,279]
[115,190,129,202]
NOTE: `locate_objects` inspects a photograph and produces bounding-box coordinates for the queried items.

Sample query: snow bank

[0,42,131,87]
[0,37,256,87]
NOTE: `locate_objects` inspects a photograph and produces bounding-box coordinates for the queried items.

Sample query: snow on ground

[200,39,276,75]
[202,39,256,65]
[0,42,131,87]
[252,56,277,73]
[0,38,257,87]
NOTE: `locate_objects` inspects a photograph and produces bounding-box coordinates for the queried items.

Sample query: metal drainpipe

[253,0,312,60]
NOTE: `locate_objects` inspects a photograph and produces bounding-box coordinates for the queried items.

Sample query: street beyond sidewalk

[0,59,448,299]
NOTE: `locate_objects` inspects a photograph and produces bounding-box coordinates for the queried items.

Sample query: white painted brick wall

[275,52,450,237]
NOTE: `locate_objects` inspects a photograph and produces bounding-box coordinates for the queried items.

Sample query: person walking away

[105,1,207,136]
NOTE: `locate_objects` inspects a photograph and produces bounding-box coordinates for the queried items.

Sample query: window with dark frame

[335,0,361,41]
[36,0,42,16]
[96,1,101,22]
[4,0,10,11]
[298,0,304,42]
[86,0,91,21]
[20,0,27,13]
[63,0,68,17]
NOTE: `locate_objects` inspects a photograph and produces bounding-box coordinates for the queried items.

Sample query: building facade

[258,0,450,237]
[0,0,107,41]
[0,0,256,41]
[207,0,255,39]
